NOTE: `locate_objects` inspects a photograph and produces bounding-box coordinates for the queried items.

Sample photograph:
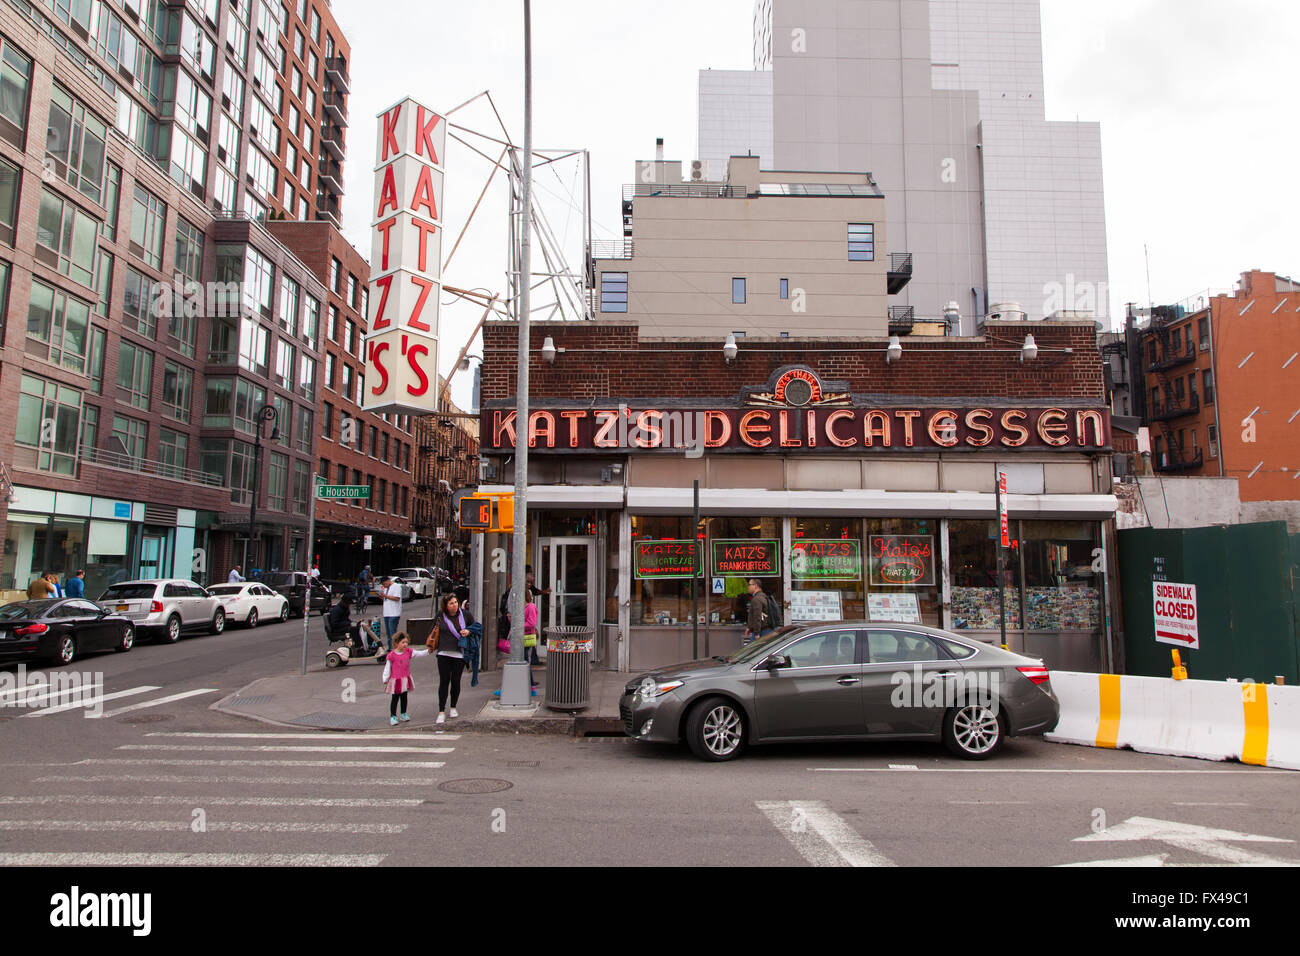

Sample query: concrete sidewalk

[214,644,627,734]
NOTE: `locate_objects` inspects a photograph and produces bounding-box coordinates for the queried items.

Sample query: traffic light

[458,496,493,530]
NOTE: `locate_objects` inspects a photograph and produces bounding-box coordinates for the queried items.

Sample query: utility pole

[501,0,533,707]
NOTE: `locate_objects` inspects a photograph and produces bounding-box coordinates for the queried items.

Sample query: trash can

[544,625,594,711]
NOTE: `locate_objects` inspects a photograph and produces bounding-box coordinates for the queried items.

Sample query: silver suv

[97,579,226,644]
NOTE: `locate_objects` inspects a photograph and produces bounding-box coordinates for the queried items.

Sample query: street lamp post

[244,404,280,577]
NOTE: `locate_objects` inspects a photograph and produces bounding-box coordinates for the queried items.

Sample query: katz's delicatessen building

[476,318,1119,674]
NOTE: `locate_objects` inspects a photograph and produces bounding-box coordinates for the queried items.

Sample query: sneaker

[389,716,398,726]
[449,708,459,718]
[399,713,410,722]
[436,712,446,724]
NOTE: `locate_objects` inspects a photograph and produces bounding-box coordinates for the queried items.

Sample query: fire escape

[1145,306,1202,472]
[411,412,481,572]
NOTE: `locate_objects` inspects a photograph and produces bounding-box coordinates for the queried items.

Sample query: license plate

[116,605,129,612]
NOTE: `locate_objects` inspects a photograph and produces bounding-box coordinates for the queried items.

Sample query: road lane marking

[90,688,220,718]
[23,686,160,717]
[756,800,894,867]
[1174,802,1251,807]
[0,795,425,808]
[888,764,917,770]
[74,759,445,769]
[1068,816,1298,867]
[810,768,1292,774]
[116,744,455,754]
[0,683,102,705]
[35,775,438,786]
[0,853,386,866]
[144,732,461,740]
[0,819,407,834]
[949,800,1031,805]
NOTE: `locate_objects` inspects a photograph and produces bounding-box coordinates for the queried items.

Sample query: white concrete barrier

[1046,671,1298,771]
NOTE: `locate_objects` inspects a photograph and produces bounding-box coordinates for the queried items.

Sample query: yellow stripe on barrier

[1241,683,1270,766]
[1096,674,1122,749]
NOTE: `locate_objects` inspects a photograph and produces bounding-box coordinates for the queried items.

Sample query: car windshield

[100,584,157,600]
[0,601,53,620]
[724,625,806,665]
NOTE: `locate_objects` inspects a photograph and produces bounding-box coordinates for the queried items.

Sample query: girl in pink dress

[381,632,429,725]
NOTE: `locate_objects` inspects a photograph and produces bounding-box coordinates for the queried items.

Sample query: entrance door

[139,534,166,580]
[538,538,596,638]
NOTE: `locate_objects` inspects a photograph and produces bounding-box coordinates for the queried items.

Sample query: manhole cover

[228,695,273,707]
[438,778,513,794]
[506,760,539,768]
[121,713,173,724]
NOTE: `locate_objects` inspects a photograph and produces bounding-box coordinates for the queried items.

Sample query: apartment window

[244,246,275,313]
[80,403,98,456]
[330,256,341,292]
[268,452,288,511]
[365,474,374,509]
[1188,373,1198,405]
[380,432,389,463]
[599,272,627,313]
[779,278,789,300]
[1147,341,1157,367]
[302,297,319,348]
[1208,424,1218,459]
[174,217,205,284]
[36,188,98,286]
[162,361,192,423]
[377,478,387,513]
[336,464,346,486]
[92,250,113,319]
[223,65,246,123]
[0,44,33,139]
[239,317,270,374]
[848,223,874,261]
[158,428,188,478]
[116,340,154,410]
[345,319,357,355]
[323,352,336,390]
[298,355,316,398]
[321,401,333,439]
[1171,327,1182,354]
[1173,377,1185,403]
[275,340,297,390]
[46,84,107,205]
[110,414,148,463]
[1198,316,1210,351]
[1150,387,1160,414]
[340,363,353,399]
[307,49,318,81]
[278,275,299,334]
[731,278,746,304]
[351,469,362,506]
[88,326,105,393]
[16,372,81,475]
[271,393,292,448]
[26,279,90,373]
[122,268,157,338]
[296,406,313,454]
[368,424,378,458]
[292,460,310,515]
[247,144,276,200]
[129,185,166,269]
[233,379,267,434]
[101,162,120,239]
[1203,369,1215,405]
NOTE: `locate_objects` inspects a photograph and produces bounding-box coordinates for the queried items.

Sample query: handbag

[524,631,538,649]
[425,623,438,651]
[497,637,511,654]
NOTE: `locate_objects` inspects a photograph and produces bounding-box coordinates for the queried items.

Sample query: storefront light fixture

[542,337,557,364]
[723,333,739,364]
[886,335,902,363]
[1020,334,1038,363]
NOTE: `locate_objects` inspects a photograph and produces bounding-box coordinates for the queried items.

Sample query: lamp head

[885,335,902,363]
[723,333,738,364]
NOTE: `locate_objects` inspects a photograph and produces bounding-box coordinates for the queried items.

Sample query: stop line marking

[756,800,895,867]
[117,744,455,754]
[811,767,1290,774]
[144,732,461,741]
[90,689,219,719]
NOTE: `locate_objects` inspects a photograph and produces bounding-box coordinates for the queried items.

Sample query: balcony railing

[325,56,350,94]
[323,90,348,126]
[589,239,634,259]
[80,443,223,487]
[887,252,913,294]
[321,123,346,161]
[1147,343,1196,372]
[1154,450,1204,473]
[1149,394,1200,422]
[888,305,915,335]
[622,183,746,200]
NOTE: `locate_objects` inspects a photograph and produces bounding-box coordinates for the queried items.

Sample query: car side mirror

[763,654,790,670]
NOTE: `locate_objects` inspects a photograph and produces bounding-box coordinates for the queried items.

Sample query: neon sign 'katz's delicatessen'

[478,366,1118,673]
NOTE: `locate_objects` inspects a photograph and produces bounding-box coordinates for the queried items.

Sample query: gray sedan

[619,622,1059,761]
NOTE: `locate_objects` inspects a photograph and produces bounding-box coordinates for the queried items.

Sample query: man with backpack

[744,578,781,644]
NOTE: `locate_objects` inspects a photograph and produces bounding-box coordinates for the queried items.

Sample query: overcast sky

[331,0,1299,406]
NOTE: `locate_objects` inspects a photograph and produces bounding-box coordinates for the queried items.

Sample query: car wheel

[52,634,76,666]
[279,602,289,622]
[246,608,258,629]
[210,608,225,635]
[165,614,182,644]
[115,623,134,653]
[685,696,746,762]
[943,702,1006,759]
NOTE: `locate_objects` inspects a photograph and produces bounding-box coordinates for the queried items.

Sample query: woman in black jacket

[430,593,475,724]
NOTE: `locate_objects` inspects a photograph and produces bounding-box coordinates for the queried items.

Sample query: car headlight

[637,677,684,699]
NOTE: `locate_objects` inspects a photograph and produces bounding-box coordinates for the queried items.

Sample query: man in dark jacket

[327,594,366,650]
[744,578,773,645]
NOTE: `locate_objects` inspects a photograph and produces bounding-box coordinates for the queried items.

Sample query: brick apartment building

[267,218,421,578]
[1134,270,1300,501]
[411,388,479,584]
[0,0,359,597]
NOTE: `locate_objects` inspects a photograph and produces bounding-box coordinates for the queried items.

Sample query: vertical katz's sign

[363,97,446,415]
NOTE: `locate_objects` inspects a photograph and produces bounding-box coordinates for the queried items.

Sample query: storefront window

[866,518,941,626]
[792,517,864,623]
[707,516,780,625]
[630,515,704,626]
[1,513,47,590]
[1021,521,1101,631]
[949,520,1021,630]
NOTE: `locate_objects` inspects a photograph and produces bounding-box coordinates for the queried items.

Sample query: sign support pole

[692,479,699,661]
[996,467,1008,651]
[300,476,319,677]
[502,0,534,707]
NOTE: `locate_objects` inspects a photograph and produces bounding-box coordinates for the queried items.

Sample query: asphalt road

[0,614,1297,869]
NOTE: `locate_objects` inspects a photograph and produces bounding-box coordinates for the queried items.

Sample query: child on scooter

[381,631,428,726]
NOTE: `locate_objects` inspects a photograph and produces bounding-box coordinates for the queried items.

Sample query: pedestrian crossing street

[0,730,460,866]
[3,679,220,719]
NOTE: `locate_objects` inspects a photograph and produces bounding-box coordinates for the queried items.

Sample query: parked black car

[0,599,134,665]
[260,572,332,617]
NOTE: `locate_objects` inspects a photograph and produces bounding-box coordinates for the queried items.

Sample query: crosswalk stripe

[0,852,386,866]
[0,795,425,808]
[0,819,407,834]
[35,775,437,786]
[23,686,160,717]
[90,689,220,719]
[0,683,102,706]
[145,732,461,741]
[756,800,895,868]
[74,759,445,769]
[116,744,455,754]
